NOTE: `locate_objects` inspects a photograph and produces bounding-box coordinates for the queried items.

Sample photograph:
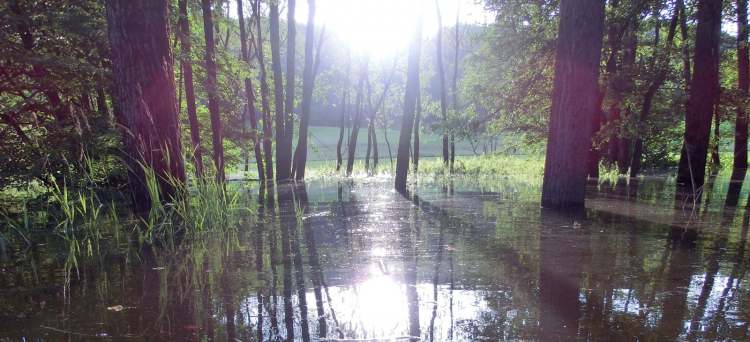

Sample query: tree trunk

[105,0,186,211]
[434,0,450,166]
[335,55,350,172]
[676,0,722,195]
[280,0,296,181]
[450,8,460,172]
[736,0,749,170]
[237,0,265,180]
[364,78,374,172]
[540,0,605,209]
[396,18,423,191]
[346,64,367,176]
[679,0,692,92]
[96,88,111,123]
[587,91,604,178]
[253,0,274,180]
[413,87,421,173]
[292,0,316,180]
[384,120,394,170]
[710,89,722,169]
[201,0,225,183]
[632,4,679,176]
[270,2,287,181]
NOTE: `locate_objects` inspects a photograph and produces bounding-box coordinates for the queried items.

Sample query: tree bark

[253,0,274,180]
[346,64,367,176]
[336,54,350,172]
[292,0,316,180]
[413,87,421,172]
[270,1,287,181]
[679,0,692,91]
[280,0,297,181]
[201,0,225,183]
[710,88,722,169]
[736,0,749,170]
[396,18,423,191]
[237,0,265,180]
[450,7,460,172]
[540,0,605,209]
[676,0,723,195]
[105,0,186,211]
[434,0,450,166]
[365,79,373,172]
[631,4,679,176]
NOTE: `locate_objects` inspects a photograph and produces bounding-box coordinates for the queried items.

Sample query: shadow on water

[5,174,750,340]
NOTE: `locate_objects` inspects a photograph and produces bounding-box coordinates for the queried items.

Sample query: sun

[295,0,492,60]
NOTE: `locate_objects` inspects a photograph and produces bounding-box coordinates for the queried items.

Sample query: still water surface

[2,175,750,340]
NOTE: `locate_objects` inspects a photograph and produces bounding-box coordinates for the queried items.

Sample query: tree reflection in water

[4,176,750,340]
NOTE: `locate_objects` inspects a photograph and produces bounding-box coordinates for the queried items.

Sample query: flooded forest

[3,0,750,340]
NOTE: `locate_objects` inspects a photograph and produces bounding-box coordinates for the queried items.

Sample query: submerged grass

[2,162,259,286]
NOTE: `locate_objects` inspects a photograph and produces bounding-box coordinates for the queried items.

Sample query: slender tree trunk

[346,64,367,176]
[336,54,350,172]
[371,119,379,171]
[587,91,604,178]
[253,0,274,180]
[95,88,110,122]
[292,0,316,180]
[396,18,423,191]
[384,120,394,170]
[676,0,723,195]
[280,0,296,181]
[632,4,679,176]
[270,2,287,181]
[237,0,265,180]
[710,89,722,168]
[177,0,203,179]
[106,0,186,211]
[413,87,421,172]
[617,24,638,171]
[736,0,749,170]
[450,7,460,172]
[434,0,449,166]
[540,0,605,209]
[679,0,692,92]
[201,0,225,183]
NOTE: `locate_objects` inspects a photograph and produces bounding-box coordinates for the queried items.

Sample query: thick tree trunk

[200,0,225,183]
[676,0,722,195]
[540,0,605,209]
[292,0,316,180]
[396,19,423,191]
[106,0,186,211]
[269,2,287,181]
[253,0,274,180]
[237,0,265,180]
[736,0,749,170]
[434,0,450,166]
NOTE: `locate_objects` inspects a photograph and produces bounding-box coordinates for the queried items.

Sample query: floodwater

[3,174,750,341]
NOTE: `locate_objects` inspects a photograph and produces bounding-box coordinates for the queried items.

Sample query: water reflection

[5,175,750,340]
